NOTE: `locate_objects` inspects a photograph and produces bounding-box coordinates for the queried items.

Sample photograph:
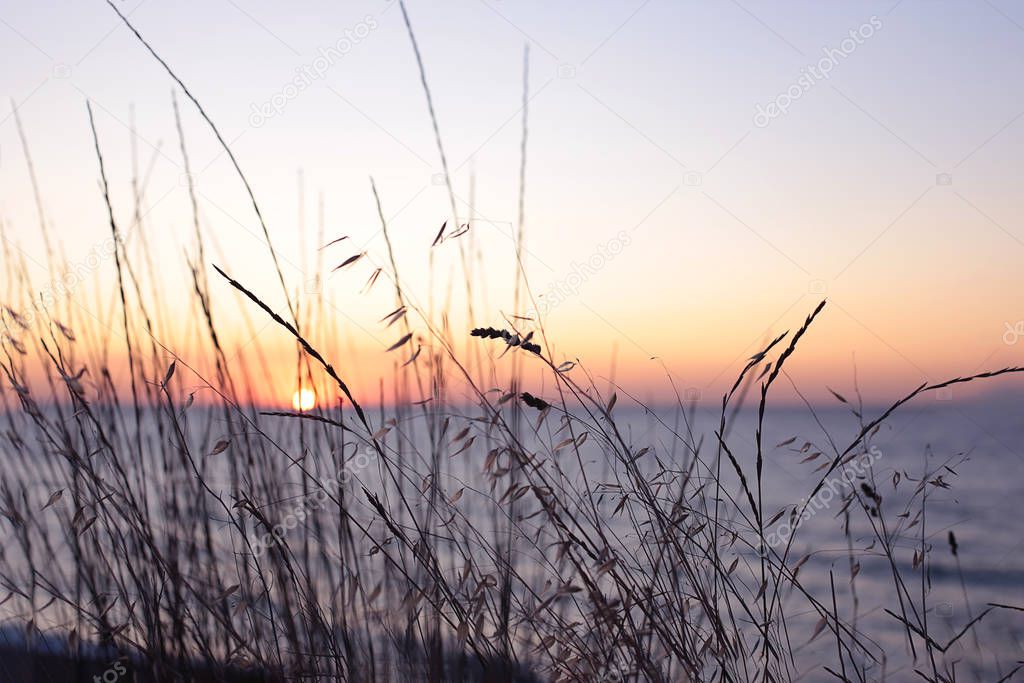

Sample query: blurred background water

[1,392,1022,681]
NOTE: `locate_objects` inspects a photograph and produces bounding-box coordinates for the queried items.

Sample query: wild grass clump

[4,258,1022,681]
[0,4,1022,682]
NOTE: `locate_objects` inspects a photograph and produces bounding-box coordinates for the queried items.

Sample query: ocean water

[1,393,1022,681]
[242,396,1024,678]
[618,396,1024,680]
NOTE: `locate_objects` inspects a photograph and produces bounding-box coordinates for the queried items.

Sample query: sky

[1,0,1023,407]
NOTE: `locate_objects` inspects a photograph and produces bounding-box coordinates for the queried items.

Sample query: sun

[292,388,316,412]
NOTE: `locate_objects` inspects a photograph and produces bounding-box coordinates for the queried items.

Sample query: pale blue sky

[2,0,1024,400]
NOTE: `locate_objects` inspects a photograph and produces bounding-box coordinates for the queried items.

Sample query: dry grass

[0,5,1022,683]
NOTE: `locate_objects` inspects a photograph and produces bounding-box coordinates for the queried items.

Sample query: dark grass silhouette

[0,3,1022,682]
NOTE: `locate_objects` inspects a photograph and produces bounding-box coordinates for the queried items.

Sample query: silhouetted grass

[0,6,1022,683]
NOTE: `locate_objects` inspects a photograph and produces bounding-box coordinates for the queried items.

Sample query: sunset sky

[2,0,1023,406]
